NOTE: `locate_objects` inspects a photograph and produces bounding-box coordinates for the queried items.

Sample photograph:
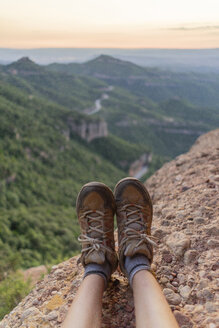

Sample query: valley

[0,54,219,318]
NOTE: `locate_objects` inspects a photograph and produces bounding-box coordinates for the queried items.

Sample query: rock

[206,225,219,236]
[209,323,216,328]
[198,279,209,290]
[207,239,219,248]
[166,232,191,258]
[194,217,205,224]
[177,273,186,284]
[179,285,191,299]
[160,277,168,284]
[162,252,173,263]
[21,307,41,321]
[153,228,169,239]
[205,302,217,313]
[193,304,204,313]
[1,129,219,328]
[184,250,198,265]
[163,288,181,305]
[197,288,214,301]
[172,281,179,287]
[174,311,193,328]
[45,311,58,321]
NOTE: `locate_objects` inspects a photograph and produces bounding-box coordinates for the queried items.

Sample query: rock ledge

[1,129,219,328]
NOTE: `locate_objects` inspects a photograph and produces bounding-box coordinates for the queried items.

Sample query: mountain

[1,48,219,73]
[48,54,153,77]
[48,54,219,108]
[1,129,218,327]
[0,55,219,319]
[7,57,43,73]
[0,57,218,270]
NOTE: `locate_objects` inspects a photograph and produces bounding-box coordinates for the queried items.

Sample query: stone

[205,302,217,313]
[166,232,191,258]
[153,228,169,239]
[194,217,205,224]
[172,281,179,287]
[193,305,204,313]
[162,252,173,263]
[200,288,214,301]
[20,307,41,321]
[160,277,168,284]
[45,311,58,321]
[174,311,193,328]
[163,288,181,305]
[198,279,209,290]
[206,225,219,236]
[1,129,219,328]
[209,323,216,328]
[177,273,186,284]
[179,285,191,299]
[184,250,198,265]
[207,239,219,248]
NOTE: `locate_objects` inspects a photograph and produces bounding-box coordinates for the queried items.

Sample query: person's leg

[133,270,179,328]
[114,178,179,328]
[62,182,118,328]
[62,274,104,328]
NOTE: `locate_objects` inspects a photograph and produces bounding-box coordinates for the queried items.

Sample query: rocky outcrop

[1,129,218,328]
[67,118,108,142]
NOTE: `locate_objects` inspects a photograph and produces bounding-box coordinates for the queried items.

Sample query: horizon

[1,46,219,50]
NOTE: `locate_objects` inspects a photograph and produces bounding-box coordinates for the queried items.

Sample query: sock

[84,261,111,289]
[124,254,151,287]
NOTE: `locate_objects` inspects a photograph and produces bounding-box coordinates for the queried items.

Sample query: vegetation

[0,55,218,318]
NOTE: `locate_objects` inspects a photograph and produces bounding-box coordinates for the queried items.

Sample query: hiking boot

[76,182,118,273]
[114,177,155,275]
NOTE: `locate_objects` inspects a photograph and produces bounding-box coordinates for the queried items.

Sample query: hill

[1,129,218,327]
[48,54,219,107]
[0,56,218,272]
[0,56,219,269]
[0,67,129,269]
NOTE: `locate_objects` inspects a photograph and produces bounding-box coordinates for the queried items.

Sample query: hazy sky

[1,0,219,48]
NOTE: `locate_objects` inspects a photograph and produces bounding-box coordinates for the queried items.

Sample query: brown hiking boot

[114,177,155,274]
[76,182,118,273]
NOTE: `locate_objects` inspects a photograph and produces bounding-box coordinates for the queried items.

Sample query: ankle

[124,254,151,287]
[84,261,111,289]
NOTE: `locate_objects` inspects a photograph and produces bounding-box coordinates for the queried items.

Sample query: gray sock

[84,261,111,289]
[124,254,151,287]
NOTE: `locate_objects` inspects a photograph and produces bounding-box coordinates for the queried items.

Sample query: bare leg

[62,274,104,328]
[133,270,179,328]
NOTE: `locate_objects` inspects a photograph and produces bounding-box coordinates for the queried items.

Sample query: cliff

[1,129,218,328]
[67,118,108,142]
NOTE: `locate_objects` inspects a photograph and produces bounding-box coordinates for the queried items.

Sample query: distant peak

[17,57,34,63]
[90,54,122,63]
[7,57,41,72]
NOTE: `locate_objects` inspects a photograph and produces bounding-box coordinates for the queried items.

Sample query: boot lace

[118,204,157,249]
[78,209,114,257]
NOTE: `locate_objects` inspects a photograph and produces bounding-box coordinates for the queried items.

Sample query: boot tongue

[85,212,105,264]
[127,205,142,231]
[85,250,105,265]
[124,205,146,257]
[88,212,102,239]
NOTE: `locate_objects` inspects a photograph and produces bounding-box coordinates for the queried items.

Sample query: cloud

[167,25,219,31]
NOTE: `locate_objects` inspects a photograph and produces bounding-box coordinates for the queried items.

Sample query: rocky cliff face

[1,129,218,328]
[67,118,108,142]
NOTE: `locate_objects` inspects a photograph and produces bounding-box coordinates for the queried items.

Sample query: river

[85,86,114,115]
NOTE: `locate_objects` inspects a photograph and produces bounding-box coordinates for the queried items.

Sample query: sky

[0,0,219,48]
